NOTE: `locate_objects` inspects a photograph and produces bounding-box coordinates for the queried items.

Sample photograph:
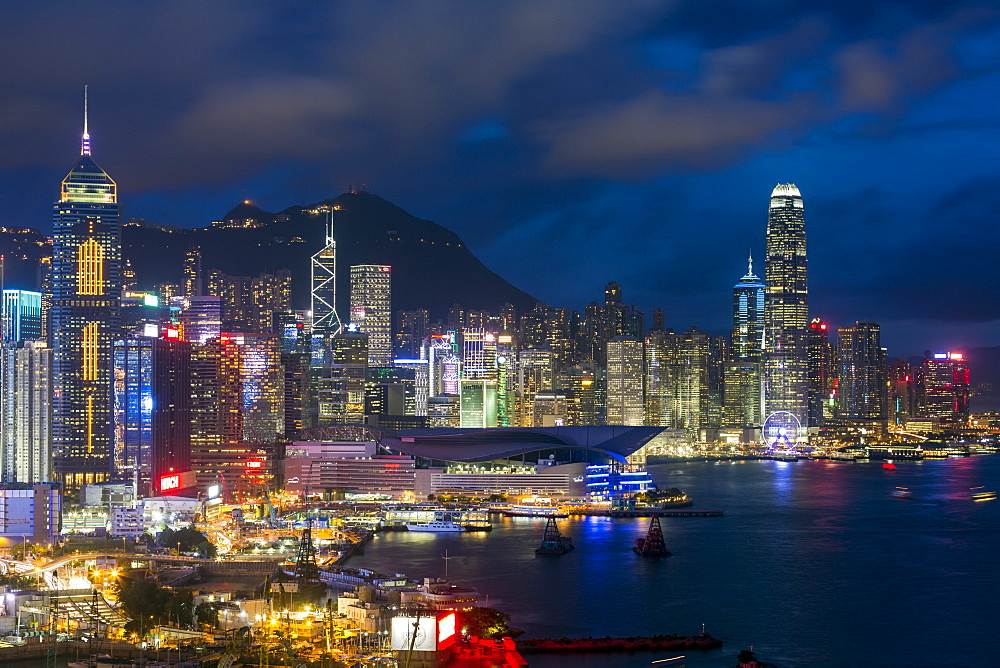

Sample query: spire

[81,85,91,156]
[748,250,753,276]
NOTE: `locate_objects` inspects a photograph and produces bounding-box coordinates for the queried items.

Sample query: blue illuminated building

[586,463,655,502]
[1,290,43,342]
[113,333,191,495]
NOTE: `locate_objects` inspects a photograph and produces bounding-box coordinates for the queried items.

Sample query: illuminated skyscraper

[1,341,52,483]
[349,265,392,365]
[763,183,809,435]
[920,352,970,425]
[606,336,644,426]
[807,318,835,426]
[724,256,765,428]
[50,91,122,488]
[835,322,887,423]
[113,332,192,495]
[2,290,43,343]
[183,247,203,296]
[311,207,343,339]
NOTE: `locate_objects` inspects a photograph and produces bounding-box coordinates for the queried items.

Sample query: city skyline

[1,3,999,356]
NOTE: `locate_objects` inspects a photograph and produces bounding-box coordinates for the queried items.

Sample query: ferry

[971,487,997,502]
[405,521,466,532]
[504,504,569,518]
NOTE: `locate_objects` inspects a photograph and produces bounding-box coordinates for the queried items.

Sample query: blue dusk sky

[2,1,1000,356]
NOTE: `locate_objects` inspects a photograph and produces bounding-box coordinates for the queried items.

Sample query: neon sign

[160,474,180,491]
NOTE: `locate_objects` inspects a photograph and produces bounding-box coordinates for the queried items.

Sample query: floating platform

[633,515,671,557]
[535,517,574,555]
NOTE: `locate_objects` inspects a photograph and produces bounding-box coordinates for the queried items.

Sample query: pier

[601,509,724,518]
[516,633,723,654]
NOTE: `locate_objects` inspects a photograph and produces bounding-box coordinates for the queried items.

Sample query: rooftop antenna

[748,250,753,276]
[81,85,91,156]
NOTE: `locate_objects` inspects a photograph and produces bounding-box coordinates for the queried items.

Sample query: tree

[195,541,217,559]
[195,601,219,629]
[156,526,176,549]
[459,607,520,639]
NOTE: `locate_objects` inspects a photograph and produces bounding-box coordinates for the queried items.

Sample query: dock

[604,509,724,518]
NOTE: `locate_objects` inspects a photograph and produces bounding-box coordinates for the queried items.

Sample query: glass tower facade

[51,121,122,488]
[2,290,43,343]
[763,183,809,438]
[349,265,392,365]
[725,257,765,428]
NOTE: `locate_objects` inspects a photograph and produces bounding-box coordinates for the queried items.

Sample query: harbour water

[351,455,1000,667]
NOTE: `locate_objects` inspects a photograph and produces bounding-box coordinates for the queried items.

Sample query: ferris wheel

[762,411,803,450]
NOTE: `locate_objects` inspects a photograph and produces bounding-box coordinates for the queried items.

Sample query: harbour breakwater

[516,633,723,654]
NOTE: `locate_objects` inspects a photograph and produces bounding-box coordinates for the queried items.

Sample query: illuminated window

[77,239,104,295]
[83,322,99,381]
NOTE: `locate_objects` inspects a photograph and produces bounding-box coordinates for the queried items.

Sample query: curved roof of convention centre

[378,426,664,463]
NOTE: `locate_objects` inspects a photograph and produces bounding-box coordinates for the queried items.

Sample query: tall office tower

[1,342,52,483]
[2,290,43,342]
[460,329,497,380]
[806,318,835,426]
[183,247,203,296]
[112,333,192,496]
[311,207,342,341]
[425,334,457,397]
[835,322,888,423]
[887,359,916,426]
[207,269,291,333]
[281,352,309,437]
[460,379,498,428]
[606,337,644,426]
[673,328,715,432]
[51,94,122,488]
[644,330,673,426]
[499,303,518,337]
[514,348,555,427]
[556,363,597,426]
[763,183,809,437]
[190,336,243,489]
[233,333,285,442]
[274,309,312,354]
[316,330,368,424]
[364,366,416,417]
[172,296,222,344]
[393,359,429,416]
[349,265,392,365]
[39,256,52,341]
[724,257,765,428]
[395,309,429,359]
[920,352,970,425]
[447,305,466,331]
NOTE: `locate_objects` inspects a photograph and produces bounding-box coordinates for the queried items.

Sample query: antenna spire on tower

[81,85,91,156]
[748,250,753,276]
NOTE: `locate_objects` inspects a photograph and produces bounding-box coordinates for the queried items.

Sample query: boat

[535,517,574,555]
[405,521,466,532]
[633,515,671,557]
[891,487,913,499]
[504,504,569,518]
[971,487,997,502]
[882,462,897,470]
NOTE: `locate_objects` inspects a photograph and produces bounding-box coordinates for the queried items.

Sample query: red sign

[160,474,180,491]
[437,612,456,649]
[246,459,264,470]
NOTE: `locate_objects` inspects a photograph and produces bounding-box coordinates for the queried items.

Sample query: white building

[1,341,52,483]
[0,483,61,544]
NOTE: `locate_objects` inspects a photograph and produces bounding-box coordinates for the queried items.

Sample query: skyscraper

[763,183,809,438]
[2,290,43,343]
[606,336,644,426]
[835,322,887,424]
[1,341,52,483]
[806,318,835,426]
[311,206,343,339]
[50,91,122,488]
[113,333,192,495]
[349,265,392,365]
[724,256,764,428]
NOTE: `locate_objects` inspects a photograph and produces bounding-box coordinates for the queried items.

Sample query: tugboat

[633,515,672,557]
[535,517,574,555]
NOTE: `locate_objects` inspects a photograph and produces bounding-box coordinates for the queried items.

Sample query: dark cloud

[1,1,1000,356]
